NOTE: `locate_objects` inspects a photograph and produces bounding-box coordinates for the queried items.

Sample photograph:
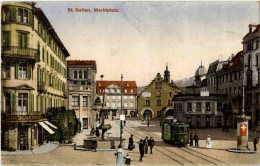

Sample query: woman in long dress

[116,146,124,166]
[206,135,212,149]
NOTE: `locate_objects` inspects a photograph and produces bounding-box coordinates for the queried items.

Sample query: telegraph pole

[120,74,123,147]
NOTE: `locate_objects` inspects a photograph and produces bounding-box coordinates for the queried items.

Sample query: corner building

[1,2,69,150]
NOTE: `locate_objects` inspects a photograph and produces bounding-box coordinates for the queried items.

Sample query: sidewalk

[1,142,60,156]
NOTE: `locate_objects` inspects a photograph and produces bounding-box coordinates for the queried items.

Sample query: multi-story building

[242,24,260,130]
[206,60,219,94]
[215,51,244,128]
[137,65,180,120]
[96,80,138,117]
[67,60,96,130]
[172,94,226,128]
[1,2,69,150]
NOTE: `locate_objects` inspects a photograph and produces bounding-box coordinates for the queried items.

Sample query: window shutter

[24,33,28,48]
[15,61,19,79]
[40,96,43,113]
[11,93,16,115]
[28,10,32,26]
[28,63,32,80]
[11,7,16,22]
[29,93,33,112]
[18,33,22,48]
[32,94,34,113]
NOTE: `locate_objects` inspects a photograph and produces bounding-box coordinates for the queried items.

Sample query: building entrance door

[83,118,88,129]
[143,110,152,120]
[206,116,210,127]
[19,125,28,150]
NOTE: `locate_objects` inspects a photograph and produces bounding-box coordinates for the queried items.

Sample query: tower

[164,63,170,82]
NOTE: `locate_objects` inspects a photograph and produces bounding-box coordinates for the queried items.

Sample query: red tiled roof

[67,60,96,69]
[96,80,137,94]
[230,51,243,68]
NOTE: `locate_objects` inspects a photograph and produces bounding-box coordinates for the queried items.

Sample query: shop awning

[38,122,55,134]
[44,121,57,129]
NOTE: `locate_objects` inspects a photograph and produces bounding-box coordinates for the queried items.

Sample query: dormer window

[131,89,133,93]
[125,89,127,93]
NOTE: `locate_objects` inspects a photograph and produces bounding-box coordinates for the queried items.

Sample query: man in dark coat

[96,127,100,137]
[190,132,193,146]
[139,139,144,162]
[254,136,258,151]
[148,137,155,154]
[144,136,149,154]
[194,133,199,147]
[128,135,134,150]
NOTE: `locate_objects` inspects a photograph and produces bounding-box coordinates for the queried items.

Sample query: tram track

[125,120,230,165]
[115,120,194,165]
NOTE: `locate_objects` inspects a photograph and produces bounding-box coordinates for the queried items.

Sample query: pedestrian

[144,136,149,154]
[139,139,144,162]
[115,145,124,166]
[90,126,95,136]
[128,134,135,150]
[125,154,131,166]
[148,137,155,154]
[147,120,150,127]
[254,136,258,151]
[206,135,212,149]
[112,116,114,121]
[194,133,199,147]
[190,132,193,146]
[96,127,100,137]
[124,120,126,126]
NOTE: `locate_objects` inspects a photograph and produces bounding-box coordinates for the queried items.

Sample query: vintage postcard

[1,1,260,165]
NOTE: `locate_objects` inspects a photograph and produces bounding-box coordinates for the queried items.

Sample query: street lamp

[120,74,123,147]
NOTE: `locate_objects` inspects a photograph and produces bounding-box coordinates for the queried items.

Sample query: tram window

[178,127,184,133]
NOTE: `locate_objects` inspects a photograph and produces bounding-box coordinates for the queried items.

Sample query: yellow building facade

[1,2,69,150]
[137,65,180,120]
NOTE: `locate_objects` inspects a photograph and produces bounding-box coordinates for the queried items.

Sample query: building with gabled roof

[137,65,180,120]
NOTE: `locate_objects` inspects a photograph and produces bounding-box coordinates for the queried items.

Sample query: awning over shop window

[38,122,55,134]
[44,121,57,129]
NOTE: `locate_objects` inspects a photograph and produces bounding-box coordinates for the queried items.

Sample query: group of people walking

[138,136,155,162]
[189,132,200,147]
[189,132,212,148]
[90,126,100,137]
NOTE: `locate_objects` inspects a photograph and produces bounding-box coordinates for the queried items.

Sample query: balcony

[38,81,47,92]
[2,111,45,122]
[2,46,40,62]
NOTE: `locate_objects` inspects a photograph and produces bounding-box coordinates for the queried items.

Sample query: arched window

[74,71,77,79]
[84,71,87,79]
[79,71,82,79]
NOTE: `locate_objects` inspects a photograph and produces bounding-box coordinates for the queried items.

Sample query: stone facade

[67,60,96,130]
[137,66,180,120]
[172,94,226,128]
[1,2,69,150]
[96,80,137,117]
[242,24,260,130]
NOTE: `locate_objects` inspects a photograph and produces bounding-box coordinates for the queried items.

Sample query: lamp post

[120,74,124,147]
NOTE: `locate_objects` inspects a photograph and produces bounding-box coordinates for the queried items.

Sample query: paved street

[2,119,260,165]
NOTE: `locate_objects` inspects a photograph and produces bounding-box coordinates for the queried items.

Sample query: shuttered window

[11,93,16,114]
[3,8,11,22]
[2,31,11,47]
[18,32,28,48]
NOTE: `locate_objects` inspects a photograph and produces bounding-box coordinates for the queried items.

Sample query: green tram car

[162,120,189,146]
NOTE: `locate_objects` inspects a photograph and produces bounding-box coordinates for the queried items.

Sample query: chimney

[231,54,234,60]
[249,24,252,34]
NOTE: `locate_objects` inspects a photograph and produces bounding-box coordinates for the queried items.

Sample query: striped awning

[38,122,54,134]
[44,121,57,129]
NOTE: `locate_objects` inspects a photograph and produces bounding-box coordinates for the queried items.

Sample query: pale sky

[36,1,259,86]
